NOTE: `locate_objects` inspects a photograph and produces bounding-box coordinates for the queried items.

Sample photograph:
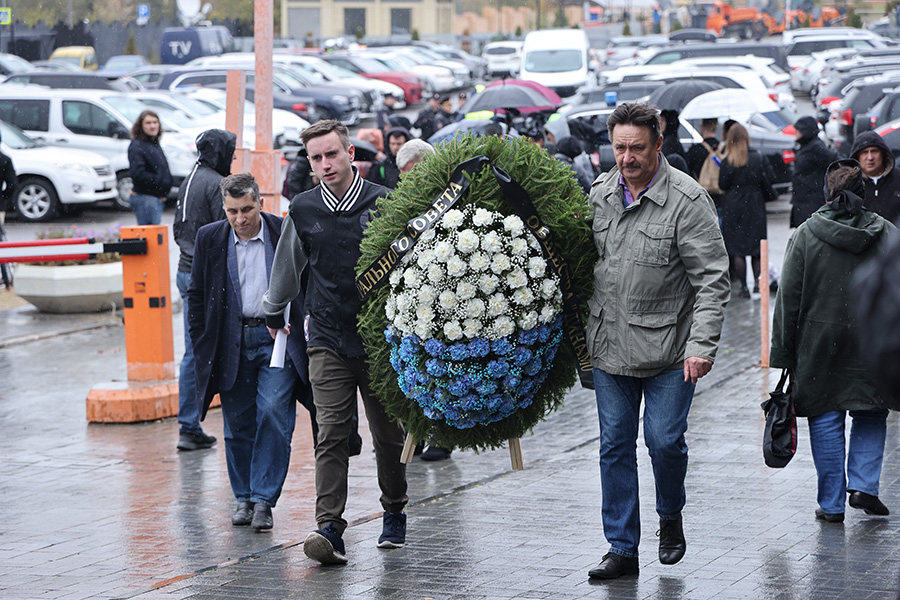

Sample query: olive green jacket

[770,205,898,416]
[587,156,731,377]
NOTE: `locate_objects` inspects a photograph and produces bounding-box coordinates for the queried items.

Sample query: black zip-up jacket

[127,137,172,198]
[173,129,236,273]
[263,173,389,357]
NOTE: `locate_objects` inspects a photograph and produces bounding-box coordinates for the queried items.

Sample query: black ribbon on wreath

[356,155,594,390]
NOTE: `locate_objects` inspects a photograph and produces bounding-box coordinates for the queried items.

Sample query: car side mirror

[109,122,130,139]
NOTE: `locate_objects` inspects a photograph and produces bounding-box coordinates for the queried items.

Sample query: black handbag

[760,369,797,468]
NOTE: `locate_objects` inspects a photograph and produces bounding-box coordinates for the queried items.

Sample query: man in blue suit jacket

[187,172,309,531]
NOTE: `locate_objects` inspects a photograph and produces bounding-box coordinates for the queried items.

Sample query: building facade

[281,0,454,40]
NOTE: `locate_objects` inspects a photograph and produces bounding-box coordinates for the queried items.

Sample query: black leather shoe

[815,508,845,523]
[231,501,254,526]
[251,504,273,531]
[177,431,217,451]
[849,490,890,515]
[658,514,686,565]
[588,553,639,580]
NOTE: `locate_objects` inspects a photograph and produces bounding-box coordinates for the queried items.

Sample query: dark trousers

[308,346,407,534]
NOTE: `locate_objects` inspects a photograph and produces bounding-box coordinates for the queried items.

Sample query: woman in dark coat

[771,159,898,523]
[718,123,776,297]
[127,110,172,225]
[790,116,838,228]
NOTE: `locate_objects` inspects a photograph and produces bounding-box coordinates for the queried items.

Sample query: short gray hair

[220,172,259,203]
[396,139,435,170]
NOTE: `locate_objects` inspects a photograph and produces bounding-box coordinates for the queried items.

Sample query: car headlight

[333,95,350,106]
[56,162,93,175]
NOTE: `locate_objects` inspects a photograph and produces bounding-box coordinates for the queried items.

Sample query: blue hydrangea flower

[426,358,447,377]
[491,338,513,356]
[424,338,447,357]
[487,360,510,378]
[467,338,490,358]
[448,342,469,361]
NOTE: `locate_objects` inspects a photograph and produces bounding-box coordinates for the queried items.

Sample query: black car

[641,42,788,72]
[560,81,664,115]
[157,66,358,124]
[834,72,900,149]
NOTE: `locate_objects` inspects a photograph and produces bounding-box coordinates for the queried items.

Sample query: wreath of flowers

[357,134,597,451]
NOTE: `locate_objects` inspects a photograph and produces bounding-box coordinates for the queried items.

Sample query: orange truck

[701,2,845,38]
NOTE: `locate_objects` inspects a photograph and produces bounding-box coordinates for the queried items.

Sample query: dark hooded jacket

[0,131,16,212]
[127,135,172,198]
[660,110,689,174]
[849,130,900,223]
[173,129,237,273]
[771,161,899,416]
[790,116,838,228]
[554,136,595,194]
[367,126,410,190]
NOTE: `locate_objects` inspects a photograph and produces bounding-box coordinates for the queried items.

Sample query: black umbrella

[460,83,560,114]
[646,80,725,112]
[350,137,379,162]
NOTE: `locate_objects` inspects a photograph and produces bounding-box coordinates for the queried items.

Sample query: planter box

[15,262,124,313]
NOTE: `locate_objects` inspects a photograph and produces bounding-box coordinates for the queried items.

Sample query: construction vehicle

[694,2,845,39]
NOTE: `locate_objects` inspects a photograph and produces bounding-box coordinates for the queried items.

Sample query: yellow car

[48,46,98,70]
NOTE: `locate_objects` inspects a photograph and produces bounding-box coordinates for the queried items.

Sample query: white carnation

[389,269,402,287]
[439,290,458,311]
[541,278,557,299]
[427,263,444,283]
[519,311,538,330]
[417,249,435,270]
[414,321,433,339]
[487,293,508,317]
[419,285,436,305]
[482,231,503,254]
[528,256,547,278]
[403,268,421,288]
[395,292,412,313]
[479,274,499,295]
[456,281,476,300]
[528,235,541,250]
[510,238,528,256]
[503,214,525,236]
[443,320,463,340]
[465,298,486,318]
[415,304,435,323]
[490,253,511,274]
[434,241,454,262]
[420,228,436,242]
[469,252,490,272]
[492,316,516,337]
[385,295,397,320]
[446,256,467,277]
[539,305,557,323]
[473,207,495,226]
[463,318,482,338]
[457,229,479,254]
[512,287,535,306]
[506,269,528,289]
[442,209,464,230]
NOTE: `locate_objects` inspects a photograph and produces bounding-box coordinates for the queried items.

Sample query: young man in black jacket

[172,128,236,452]
[849,130,900,223]
[263,120,408,565]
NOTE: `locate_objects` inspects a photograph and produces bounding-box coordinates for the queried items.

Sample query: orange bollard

[86,225,179,423]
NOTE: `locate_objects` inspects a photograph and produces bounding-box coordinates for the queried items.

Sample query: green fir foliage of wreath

[357,134,597,451]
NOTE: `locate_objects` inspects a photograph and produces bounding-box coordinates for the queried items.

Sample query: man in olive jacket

[586,103,730,581]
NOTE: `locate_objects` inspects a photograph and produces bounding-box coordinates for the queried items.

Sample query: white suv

[0,86,197,209]
[0,119,117,222]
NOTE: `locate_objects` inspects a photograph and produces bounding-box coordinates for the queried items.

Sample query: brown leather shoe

[588,553,639,580]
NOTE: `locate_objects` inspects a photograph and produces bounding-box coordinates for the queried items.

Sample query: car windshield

[169,94,220,116]
[486,47,517,56]
[279,60,328,83]
[105,57,141,70]
[351,56,390,73]
[50,56,82,66]
[0,54,33,73]
[524,49,583,73]
[307,59,356,80]
[0,119,38,149]
[102,95,194,130]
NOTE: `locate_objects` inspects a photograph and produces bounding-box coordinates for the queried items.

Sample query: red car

[319,53,423,104]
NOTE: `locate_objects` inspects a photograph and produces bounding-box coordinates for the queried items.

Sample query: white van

[519,29,594,97]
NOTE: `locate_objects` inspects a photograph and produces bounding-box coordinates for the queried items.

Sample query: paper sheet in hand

[269,302,290,368]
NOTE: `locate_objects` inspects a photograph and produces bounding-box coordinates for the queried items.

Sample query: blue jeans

[130,193,163,225]
[807,409,888,514]
[593,368,695,558]
[219,324,298,507]
[176,270,203,435]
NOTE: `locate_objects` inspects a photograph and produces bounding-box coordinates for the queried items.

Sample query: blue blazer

[187,211,308,418]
